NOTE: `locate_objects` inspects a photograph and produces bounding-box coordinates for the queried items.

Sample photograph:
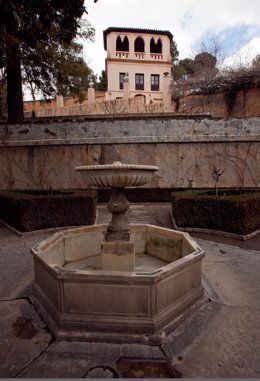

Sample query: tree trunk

[6,42,24,124]
[215,183,218,197]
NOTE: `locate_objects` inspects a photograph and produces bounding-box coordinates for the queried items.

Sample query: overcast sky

[83,0,260,76]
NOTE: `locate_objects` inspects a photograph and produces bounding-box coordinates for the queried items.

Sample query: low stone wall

[0,115,259,189]
[25,96,168,118]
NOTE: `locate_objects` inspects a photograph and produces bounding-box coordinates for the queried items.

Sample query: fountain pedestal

[102,238,135,271]
[103,186,134,271]
[105,187,131,242]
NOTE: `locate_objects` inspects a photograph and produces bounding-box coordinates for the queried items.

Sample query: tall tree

[252,55,260,70]
[0,68,7,120]
[170,40,179,75]
[22,22,95,102]
[173,53,218,81]
[0,0,24,123]
[95,69,107,91]
[198,34,226,69]
[192,52,218,80]
[0,0,87,123]
[173,58,194,80]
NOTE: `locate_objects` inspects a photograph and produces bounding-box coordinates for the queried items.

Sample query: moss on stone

[145,236,182,262]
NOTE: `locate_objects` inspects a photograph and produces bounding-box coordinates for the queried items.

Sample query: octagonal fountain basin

[31,224,205,344]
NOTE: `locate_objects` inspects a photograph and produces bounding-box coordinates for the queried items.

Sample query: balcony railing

[113,52,164,60]
[116,51,129,58]
[135,53,145,59]
[150,53,163,60]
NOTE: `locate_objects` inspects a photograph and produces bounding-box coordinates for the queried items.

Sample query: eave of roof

[103,27,173,50]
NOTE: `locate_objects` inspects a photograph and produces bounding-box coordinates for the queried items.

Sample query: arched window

[150,37,162,53]
[122,36,129,51]
[116,36,129,51]
[116,36,122,51]
[134,37,145,52]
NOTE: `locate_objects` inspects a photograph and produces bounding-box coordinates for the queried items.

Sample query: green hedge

[172,188,260,235]
[0,189,97,232]
[97,188,183,203]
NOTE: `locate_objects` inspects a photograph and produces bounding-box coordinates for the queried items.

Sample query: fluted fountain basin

[31,224,205,344]
[75,162,159,188]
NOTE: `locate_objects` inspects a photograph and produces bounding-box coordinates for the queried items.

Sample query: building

[103,27,173,104]
[23,27,174,118]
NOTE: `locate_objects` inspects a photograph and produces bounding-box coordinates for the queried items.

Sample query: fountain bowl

[75,161,159,188]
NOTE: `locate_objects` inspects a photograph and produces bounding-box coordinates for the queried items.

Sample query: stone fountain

[76,161,160,272]
[31,161,205,344]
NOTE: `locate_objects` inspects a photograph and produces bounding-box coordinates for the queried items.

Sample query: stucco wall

[106,29,172,102]
[0,115,259,189]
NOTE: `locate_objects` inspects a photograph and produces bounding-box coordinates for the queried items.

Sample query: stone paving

[0,203,260,378]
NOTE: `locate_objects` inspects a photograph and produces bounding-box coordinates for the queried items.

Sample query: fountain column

[105,187,130,241]
[102,186,134,271]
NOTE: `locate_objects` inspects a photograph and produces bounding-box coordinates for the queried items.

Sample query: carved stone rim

[75,161,159,172]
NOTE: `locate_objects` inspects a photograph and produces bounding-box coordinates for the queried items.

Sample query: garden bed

[172,188,260,235]
[0,189,97,232]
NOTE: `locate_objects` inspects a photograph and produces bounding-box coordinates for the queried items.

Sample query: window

[135,73,144,90]
[116,36,129,51]
[151,74,160,91]
[150,38,162,53]
[134,37,145,52]
[119,72,127,90]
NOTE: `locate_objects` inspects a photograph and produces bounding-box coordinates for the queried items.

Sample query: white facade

[103,27,173,104]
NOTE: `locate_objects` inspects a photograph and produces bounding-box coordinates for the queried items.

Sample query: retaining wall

[0,115,259,189]
[176,88,260,118]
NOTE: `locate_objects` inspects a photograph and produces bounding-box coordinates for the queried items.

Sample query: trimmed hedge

[0,189,97,232]
[172,188,260,235]
[97,188,181,203]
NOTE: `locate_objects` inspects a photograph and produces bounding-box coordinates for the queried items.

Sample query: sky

[83,0,260,76]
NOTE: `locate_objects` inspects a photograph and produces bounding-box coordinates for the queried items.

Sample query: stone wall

[23,86,260,119]
[0,115,259,189]
[24,92,106,114]
[25,96,168,118]
[176,88,260,118]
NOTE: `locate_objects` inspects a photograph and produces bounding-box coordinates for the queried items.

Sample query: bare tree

[212,164,224,196]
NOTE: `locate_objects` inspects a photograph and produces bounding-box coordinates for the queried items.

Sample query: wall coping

[0,116,259,147]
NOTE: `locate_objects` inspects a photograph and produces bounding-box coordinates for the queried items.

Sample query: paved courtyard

[0,203,259,378]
